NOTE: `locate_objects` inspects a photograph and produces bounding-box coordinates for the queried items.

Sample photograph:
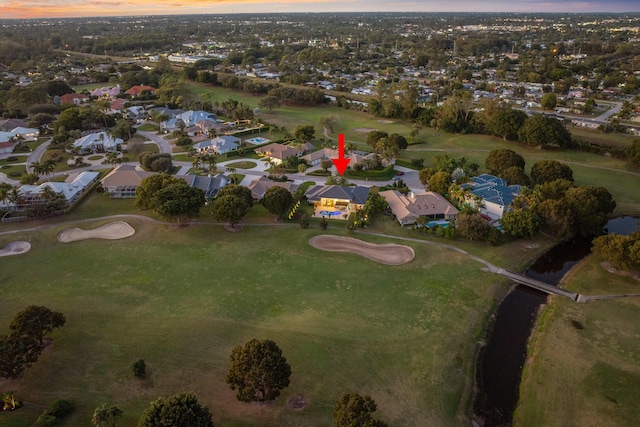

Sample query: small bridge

[495,268,581,301]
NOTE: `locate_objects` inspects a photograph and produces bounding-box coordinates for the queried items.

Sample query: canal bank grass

[515,255,640,427]
[0,220,503,427]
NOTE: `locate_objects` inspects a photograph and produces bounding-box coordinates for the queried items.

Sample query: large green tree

[154,183,205,224]
[332,393,388,427]
[135,174,183,210]
[488,108,528,141]
[212,195,249,228]
[226,338,291,403]
[484,149,525,175]
[138,392,214,427]
[262,186,294,220]
[428,171,452,195]
[541,92,557,110]
[592,231,640,271]
[216,184,253,208]
[530,160,574,185]
[294,124,315,142]
[10,305,66,345]
[501,208,541,238]
[518,115,572,148]
[92,404,123,427]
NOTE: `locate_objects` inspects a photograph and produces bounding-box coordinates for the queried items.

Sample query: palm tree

[203,153,217,174]
[7,187,23,209]
[30,161,43,177]
[192,155,203,171]
[42,159,56,181]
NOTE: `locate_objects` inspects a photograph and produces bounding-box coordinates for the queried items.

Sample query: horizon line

[3,10,640,21]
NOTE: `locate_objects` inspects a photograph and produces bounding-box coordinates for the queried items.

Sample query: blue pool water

[247,137,269,144]
[319,210,342,217]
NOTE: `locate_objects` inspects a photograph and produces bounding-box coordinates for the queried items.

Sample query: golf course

[1,215,522,426]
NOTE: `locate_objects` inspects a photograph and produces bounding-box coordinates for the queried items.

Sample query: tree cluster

[211,184,253,228]
[136,174,204,223]
[138,152,173,172]
[592,230,640,272]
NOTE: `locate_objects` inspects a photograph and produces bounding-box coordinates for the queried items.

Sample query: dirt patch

[353,127,378,133]
[287,394,308,409]
[58,221,135,243]
[600,262,640,282]
[309,235,414,265]
[0,241,31,257]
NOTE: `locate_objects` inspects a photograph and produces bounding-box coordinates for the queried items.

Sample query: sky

[1,0,639,20]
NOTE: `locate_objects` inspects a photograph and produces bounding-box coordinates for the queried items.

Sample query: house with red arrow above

[304,185,370,220]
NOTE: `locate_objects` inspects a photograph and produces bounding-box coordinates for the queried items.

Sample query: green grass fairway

[0,219,507,427]
[515,256,640,427]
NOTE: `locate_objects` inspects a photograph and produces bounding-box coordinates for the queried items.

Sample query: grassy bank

[514,255,640,427]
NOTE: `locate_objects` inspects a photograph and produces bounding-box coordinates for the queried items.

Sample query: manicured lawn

[0,220,507,427]
[136,124,159,132]
[225,161,257,169]
[515,255,640,427]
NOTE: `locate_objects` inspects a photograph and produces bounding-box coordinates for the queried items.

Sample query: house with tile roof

[380,190,459,226]
[59,93,89,105]
[255,143,297,165]
[179,174,230,199]
[463,173,523,221]
[304,185,370,219]
[124,85,156,97]
[100,164,155,198]
[246,176,299,201]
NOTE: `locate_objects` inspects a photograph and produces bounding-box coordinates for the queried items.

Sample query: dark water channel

[473,216,639,426]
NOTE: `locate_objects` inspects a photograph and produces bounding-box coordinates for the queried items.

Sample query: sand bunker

[58,221,135,243]
[0,241,31,257]
[309,235,414,265]
[353,127,378,133]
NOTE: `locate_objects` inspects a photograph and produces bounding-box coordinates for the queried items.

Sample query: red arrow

[332,133,351,176]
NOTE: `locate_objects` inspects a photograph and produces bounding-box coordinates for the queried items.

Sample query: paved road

[26,139,52,174]
[136,130,172,154]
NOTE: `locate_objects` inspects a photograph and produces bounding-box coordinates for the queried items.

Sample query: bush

[35,413,59,427]
[47,399,74,418]
[299,213,309,229]
[131,358,146,378]
[320,218,328,230]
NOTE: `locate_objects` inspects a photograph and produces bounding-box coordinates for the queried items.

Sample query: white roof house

[73,132,122,153]
[13,171,99,209]
[211,135,240,154]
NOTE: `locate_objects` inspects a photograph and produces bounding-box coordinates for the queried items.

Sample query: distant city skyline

[2,0,640,20]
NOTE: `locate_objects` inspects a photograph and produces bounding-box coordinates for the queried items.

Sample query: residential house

[0,126,40,153]
[101,164,229,199]
[302,148,337,166]
[12,171,99,210]
[124,85,156,98]
[380,190,459,226]
[463,174,522,221]
[178,174,229,199]
[160,110,217,133]
[246,176,299,201]
[109,98,128,115]
[0,118,27,132]
[90,85,120,99]
[59,93,89,105]
[304,185,370,219]
[255,143,296,165]
[100,164,155,198]
[210,135,240,155]
[192,140,215,154]
[73,132,122,153]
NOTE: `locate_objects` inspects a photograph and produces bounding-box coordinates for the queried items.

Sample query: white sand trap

[309,235,414,265]
[353,127,378,133]
[0,241,31,257]
[58,221,135,243]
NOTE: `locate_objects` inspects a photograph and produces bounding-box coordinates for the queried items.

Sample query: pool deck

[313,207,349,220]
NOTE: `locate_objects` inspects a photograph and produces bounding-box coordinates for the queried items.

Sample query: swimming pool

[246,137,271,145]
[319,210,342,217]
